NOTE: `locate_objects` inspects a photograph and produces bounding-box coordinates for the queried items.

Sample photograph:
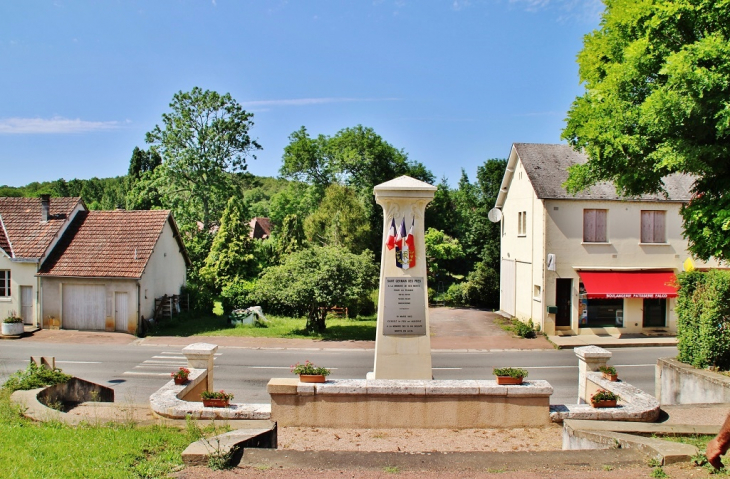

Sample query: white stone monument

[371,176,437,379]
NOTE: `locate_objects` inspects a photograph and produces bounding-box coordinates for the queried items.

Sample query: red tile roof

[0,197,82,259]
[249,217,272,239]
[38,209,188,278]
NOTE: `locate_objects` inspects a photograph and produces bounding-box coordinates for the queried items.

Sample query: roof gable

[512,143,694,202]
[0,197,83,259]
[38,210,186,278]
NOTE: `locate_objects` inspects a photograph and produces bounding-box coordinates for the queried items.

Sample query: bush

[512,319,537,339]
[676,270,730,370]
[443,283,467,306]
[2,363,72,393]
[220,279,257,312]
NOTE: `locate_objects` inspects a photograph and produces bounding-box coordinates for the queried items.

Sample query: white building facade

[495,143,719,337]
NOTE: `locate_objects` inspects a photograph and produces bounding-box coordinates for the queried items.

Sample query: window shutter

[641,211,653,243]
[583,209,596,242]
[654,211,666,243]
[595,210,607,242]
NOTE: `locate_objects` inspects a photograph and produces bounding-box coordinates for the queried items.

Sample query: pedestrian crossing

[122,351,220,378]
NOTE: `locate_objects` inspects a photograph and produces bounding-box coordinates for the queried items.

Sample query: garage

[62,284,106,330]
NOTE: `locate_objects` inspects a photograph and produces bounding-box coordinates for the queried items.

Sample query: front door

[643,298,666,328]
[115,292,128,332]
[20,286,33,325]
[556,279,572,327]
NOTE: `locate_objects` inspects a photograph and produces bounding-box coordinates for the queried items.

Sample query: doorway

[556,279,572,327]
[20,286,33,325]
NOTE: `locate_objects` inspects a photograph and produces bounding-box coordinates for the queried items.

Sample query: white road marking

[55,361,102,364]
[142,360,188,365]
[152,355,186,360]
[123,371,171,377]
[433,367,462,370]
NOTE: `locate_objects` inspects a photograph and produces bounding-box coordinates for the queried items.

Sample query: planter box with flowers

[291,360,331,383]
[599,365,618,382]
[2,313,24,336]
[171,367,190,385]
[493,367,528,385]
[591,388,621,408]
[201,390,234,408]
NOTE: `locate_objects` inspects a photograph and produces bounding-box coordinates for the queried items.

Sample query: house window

[0,270,9,297]
[583,209,607,242]
[518,211,527,236]
[641,210,666,243]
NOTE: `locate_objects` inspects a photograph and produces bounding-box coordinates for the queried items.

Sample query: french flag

[386,218,397,250]
[405,217,416,269]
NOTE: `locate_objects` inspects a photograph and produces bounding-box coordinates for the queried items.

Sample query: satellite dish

[488,208,503,223]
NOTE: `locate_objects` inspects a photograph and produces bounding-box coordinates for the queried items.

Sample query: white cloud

[509,0,603,21]
[241,97,399,107]
[452,0,471,11]
[0,117,122,134]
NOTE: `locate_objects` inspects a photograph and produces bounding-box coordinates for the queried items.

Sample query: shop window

[0,270,9,297]
[643,298,666,328]
[583,209,607,242]
[641,210,666,243]
[578,283,623,327]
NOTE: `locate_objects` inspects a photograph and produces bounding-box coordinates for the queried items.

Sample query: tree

[128,147,162,180]
[146,87,261,231]
[303,184,370,253]
[200,197,258,289]
[424,228,465,285]
[562,0,730,261]
[253,246,378,333]
[281,125,434,257]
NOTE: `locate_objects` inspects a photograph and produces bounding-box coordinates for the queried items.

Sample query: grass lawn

[148,311,377,341]
[0,389,198,478]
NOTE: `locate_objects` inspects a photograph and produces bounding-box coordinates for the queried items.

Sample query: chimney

[40,194,50,222]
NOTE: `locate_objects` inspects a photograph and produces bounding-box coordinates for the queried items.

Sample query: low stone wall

[550,372,660,422]
[267,378,553,428]
[38,377,114,408]
[149,368,271,420]
[656,357,730,405]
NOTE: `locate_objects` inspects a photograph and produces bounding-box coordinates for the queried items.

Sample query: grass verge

[0,389,194,478]
[148,310,377,341]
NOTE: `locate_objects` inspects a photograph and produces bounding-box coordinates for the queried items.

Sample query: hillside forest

[1,88,506,332]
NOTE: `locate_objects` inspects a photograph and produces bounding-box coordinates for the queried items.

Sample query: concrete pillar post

[183,342,218,392]
[575,345,612,404]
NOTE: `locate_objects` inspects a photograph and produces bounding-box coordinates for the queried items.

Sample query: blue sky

[0,0,603,188]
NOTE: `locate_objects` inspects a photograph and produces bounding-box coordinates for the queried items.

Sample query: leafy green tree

[304,184,370,253]
[146,87,262,231]
[128,147,162,180]
[562,0,730,261]
[426,177,461,238]
[200,197,258,289]
[253,246,378,333]
[281,125,434,257]
[276,214,306,257]
[424,228,465,284]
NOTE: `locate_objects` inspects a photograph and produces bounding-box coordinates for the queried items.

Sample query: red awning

[578,271,678,299]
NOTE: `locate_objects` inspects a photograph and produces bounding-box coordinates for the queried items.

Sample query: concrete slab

[549,334,677,349]
[182,423,277,466]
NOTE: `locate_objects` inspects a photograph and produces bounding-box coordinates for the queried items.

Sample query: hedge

[676,270,730,370]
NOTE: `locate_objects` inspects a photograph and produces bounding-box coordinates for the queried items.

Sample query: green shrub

[220,279,257,312]
[493,367,528,378]
[443,282,467,306]
[512,319,537,339]
[2,363,72,393]
[676,270,730,370]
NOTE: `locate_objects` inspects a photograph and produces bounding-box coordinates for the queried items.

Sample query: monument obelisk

[371,176,437,379]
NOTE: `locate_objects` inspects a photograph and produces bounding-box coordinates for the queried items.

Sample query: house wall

[138,218,187,320]
[40,277,139,334]
[542,198,717,335]
[0,255,39,324]
[499,158,546,330]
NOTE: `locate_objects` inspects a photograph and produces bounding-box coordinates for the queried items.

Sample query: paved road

[0,340,675,405]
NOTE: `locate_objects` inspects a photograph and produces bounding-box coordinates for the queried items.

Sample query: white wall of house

[0,256,39,325]
[41,277,139,333]
[138,219,187,321]
[499,158,546,329]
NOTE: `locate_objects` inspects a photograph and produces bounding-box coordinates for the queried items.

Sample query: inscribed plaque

[383,277,426,336]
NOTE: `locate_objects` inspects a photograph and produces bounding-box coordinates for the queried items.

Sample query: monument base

[267,378,553,429]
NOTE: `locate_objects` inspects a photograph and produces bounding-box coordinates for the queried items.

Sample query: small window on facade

[583,209,607,242]
[522,211,527,235]
[533,285,541,298]
[517,211,527,235]
[0,270,9,297]
[517,212,523,235]
[641,210,666,243]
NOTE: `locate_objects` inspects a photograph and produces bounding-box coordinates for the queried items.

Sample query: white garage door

[62,284,106,330]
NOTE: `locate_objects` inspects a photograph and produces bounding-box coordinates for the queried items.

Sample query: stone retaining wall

[267,378,553,428]
[656,357,730,405]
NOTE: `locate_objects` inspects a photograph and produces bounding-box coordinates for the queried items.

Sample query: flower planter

[496,376,524,385]
[202,399,230,408]
[602,372,618,382]
[173,377,188,385]
[2,322,24,336]
[299,374,326,383]
[592,400,618,408]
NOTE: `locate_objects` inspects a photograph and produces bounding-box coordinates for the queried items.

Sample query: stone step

[182,421,277,466]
